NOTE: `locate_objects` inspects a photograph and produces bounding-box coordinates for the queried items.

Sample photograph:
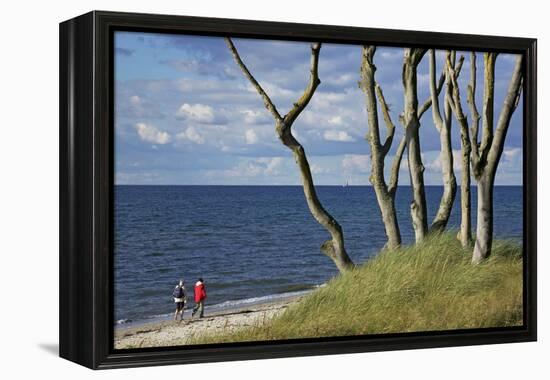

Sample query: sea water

[114,185,522,325]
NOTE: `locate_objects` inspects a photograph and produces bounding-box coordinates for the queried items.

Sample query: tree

[401,48,428,242]
[225,38,355,272]
[447,52,523,263]
[446,52,474,247]
[428,50,459,233]
[359,46,407,249]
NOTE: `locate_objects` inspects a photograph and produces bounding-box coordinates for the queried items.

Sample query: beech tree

[359,46,407,249]
[401,48,429,242]
[226,38,355,272]
[428,50,458,233]
[446,52,474,247]
[447,52,523,263]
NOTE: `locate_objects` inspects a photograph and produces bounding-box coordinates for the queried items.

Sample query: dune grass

[189,232,523,344]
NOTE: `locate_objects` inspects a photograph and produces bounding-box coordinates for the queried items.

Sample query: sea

[114,185,522,326]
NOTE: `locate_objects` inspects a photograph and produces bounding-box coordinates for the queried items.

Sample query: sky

[114,32,523,186]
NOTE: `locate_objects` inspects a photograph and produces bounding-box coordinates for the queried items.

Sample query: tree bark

[457,52,479,247]
[402,48,428,242]
[471,54,523,263]
[445,52,472,247]
[449,52,523,262]
[428,50,457,232]
[280,127,354,271]
[458,128,472,247]
[359,46,402,249]
[226,38,354,272]
[472,173,494,264]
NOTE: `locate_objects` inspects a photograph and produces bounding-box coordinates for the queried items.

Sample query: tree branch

[446,55,470,150]
[375,82,396,156]
[467,52,481,173]
[225,37,283,122]
[418,52,464,120]
[283,43,322,126]
[479,52,497,166]
[360,46,382,148]
[388,135,407,196]
[227,38,354,271]
[409,48,427,65]
[486,55,523,174]
[418,71,445,119]
[444,53,464,126]
[429,49,444,131]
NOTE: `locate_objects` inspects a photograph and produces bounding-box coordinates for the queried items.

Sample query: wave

[114,286,321,327]
[206,287,319,311]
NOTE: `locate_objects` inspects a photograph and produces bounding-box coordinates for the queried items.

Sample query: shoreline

[114,295,302,349]
[115,287,316,330]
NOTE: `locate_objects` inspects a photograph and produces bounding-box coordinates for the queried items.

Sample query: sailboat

[343,179,349,188]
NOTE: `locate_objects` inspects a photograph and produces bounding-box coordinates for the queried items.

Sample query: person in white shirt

[173,279,187,321]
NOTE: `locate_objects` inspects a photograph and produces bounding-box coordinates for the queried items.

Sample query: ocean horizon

[114,185,523,325]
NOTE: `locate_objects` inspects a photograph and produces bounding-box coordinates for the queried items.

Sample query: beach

[114,186,522,327]
[114,296,301,349]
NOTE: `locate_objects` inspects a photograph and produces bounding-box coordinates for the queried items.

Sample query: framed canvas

[59,11,537,369]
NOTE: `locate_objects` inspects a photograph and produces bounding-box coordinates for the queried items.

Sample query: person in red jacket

[191,278,207,318]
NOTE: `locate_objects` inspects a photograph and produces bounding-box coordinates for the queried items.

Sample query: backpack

[173,286,184,299]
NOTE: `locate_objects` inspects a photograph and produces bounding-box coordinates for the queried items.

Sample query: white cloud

[342,154,370,173]
[324,73,354,87]
[254,81,299,99]
[424,150,465,173]
[206,157,285,179]
[176,103,216,123]
[260,157,284,175]
[311,92,348,108]
[424,154,442,172]
[323,130,356,142]
[310,163,330,175]
[498,148,522,178]
[327,116,344,126]
[245,129,259,144]
[177,126,205,144]
[503,148,522,162]
[134,123,171,144]
[242,109,270,124]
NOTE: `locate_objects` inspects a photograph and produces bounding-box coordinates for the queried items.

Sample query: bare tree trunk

[428,50,457,232]
[226,38,354,272]
[448,52,523,263]
[471,53,523,263]
[402,48,428,242]
[281,128,354,271]
[472,174,494,263]
[457,52,479,247]
[443,52,472,247]
[359,46,403,249]
[458,135,472,247]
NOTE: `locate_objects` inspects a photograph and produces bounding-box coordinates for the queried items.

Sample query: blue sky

[114,31,523,186]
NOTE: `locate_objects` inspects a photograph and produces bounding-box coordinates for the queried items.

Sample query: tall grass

[189,233,523,344]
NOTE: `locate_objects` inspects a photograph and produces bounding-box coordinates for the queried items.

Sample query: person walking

[172,279,186,321]
[191,278,207,318]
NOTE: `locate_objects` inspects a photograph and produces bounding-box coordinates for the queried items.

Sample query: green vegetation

[189,233,523,344]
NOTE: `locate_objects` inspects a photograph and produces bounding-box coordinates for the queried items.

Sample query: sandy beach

[114,296,301,349]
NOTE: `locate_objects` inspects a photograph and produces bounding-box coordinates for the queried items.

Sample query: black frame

[59,10,537,369]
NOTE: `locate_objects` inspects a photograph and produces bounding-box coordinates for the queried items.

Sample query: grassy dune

[189,233,523,344]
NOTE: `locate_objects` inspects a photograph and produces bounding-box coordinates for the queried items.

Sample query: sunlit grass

[188,232,523,344]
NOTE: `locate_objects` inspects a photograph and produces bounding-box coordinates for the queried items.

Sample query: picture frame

[59,10,537,369]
